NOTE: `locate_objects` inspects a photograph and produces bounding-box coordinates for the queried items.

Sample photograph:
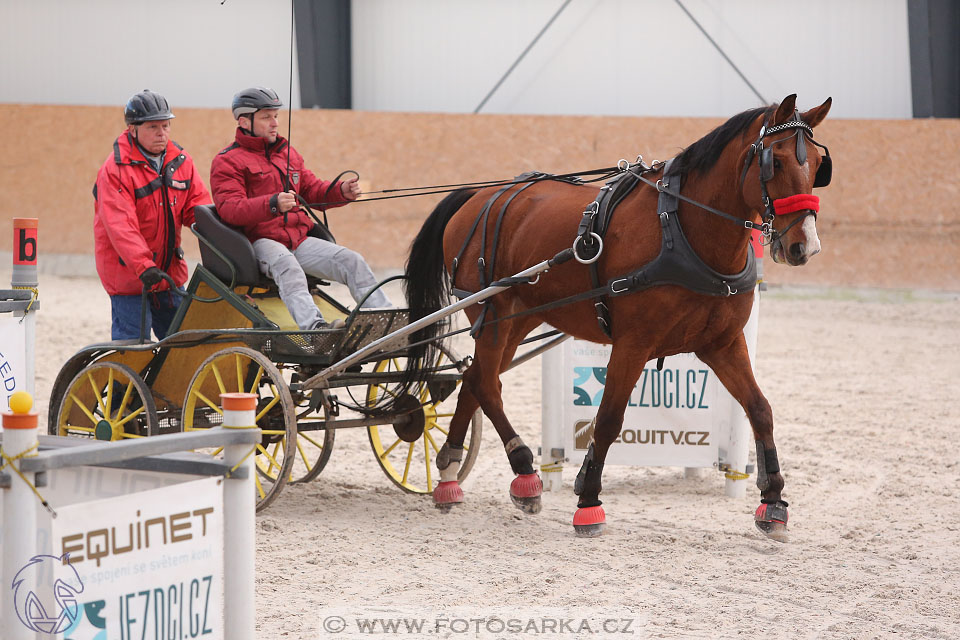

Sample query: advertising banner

[41,477,225,640]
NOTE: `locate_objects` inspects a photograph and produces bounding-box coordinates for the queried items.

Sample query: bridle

[740,111,832,247]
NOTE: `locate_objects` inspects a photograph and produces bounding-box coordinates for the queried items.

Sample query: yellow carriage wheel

[56,362,158,440]
[287,382,336,484]
[181,347,296,512]
[366,356,482,494]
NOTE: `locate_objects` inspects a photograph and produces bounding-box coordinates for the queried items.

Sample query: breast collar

[582,157,756,337]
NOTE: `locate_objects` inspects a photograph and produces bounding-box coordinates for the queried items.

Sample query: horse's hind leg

[432,381,479,510]
[696,335,789,542]
[438,319,544,513]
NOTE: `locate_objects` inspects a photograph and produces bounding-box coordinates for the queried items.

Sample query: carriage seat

[193,204,263,287]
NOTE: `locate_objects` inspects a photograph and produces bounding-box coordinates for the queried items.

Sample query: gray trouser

[253,237,392,330]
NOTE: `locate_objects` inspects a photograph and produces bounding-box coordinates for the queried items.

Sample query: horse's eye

[773,159,782,169]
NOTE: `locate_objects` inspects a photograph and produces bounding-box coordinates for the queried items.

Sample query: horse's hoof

[433,481,463,512]
[573,506,606,537]
[510,473,543,514]
[755,501,789,543]
[510,494,542,514]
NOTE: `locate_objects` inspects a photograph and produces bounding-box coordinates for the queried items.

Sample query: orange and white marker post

[1,391,39,640]
[2,219,39,405]
[220,392,257,640]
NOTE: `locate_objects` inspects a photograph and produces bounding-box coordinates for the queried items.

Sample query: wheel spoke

[423,433,433,488]
[86,372,106,417]
[115,381,135,419]
[254,474,266,500]
[105,369,115,417]
[424,428,441,455]
[192,389,222,415]
[379,435,402,460]
[256,443,284,472]
[62,424,95,435]
[247,366,264,395]
[235,354,244,392]
[374,383,399,400]
[114,406,145,429]
[258,443,283,477]
[254,395,280,423]
[401,442,414,484]
[298,431,325,448]
[210,363,226,395]
[68,393,100,427]
[295,439,311,468]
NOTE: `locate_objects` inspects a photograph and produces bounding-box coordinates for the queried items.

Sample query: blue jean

[110,290,182,341]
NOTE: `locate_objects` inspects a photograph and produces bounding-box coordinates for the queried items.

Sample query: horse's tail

[403,188,476,378]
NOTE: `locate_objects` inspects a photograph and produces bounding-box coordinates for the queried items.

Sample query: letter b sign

[14,220,38,266]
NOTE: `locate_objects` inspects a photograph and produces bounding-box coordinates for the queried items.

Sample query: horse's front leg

[697,335,788,542]
[572,345,650,537]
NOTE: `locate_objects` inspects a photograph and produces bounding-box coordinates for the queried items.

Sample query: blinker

[759,147,774,182]
[814,154,832,188]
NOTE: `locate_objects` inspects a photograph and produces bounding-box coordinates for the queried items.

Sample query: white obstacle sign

[541,290,759,496]
[50,477,224,640]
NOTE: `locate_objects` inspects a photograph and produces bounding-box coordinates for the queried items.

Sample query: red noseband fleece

[773,193,819,215]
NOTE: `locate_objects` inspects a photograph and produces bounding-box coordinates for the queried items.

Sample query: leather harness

[575,157,756,337]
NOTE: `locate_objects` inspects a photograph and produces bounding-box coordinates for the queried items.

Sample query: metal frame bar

[15,429,260,475]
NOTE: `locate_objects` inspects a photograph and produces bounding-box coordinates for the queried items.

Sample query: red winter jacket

[209,128,347,250]
[93,132,211,295]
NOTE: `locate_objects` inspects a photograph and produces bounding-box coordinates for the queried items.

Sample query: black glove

[139,266,166,289]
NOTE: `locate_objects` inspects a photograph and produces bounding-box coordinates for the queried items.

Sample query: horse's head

[741,94,832,266]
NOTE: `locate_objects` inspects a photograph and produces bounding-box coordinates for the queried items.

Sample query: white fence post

[2,392,39,640]
[220,392,257,640]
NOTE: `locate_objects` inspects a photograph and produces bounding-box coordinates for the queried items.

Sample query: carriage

[47,204,484,511]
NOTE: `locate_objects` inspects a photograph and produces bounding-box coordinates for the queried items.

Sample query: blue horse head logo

[12,554,84,634]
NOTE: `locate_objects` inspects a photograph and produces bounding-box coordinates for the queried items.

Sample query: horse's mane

[673,104,777,178]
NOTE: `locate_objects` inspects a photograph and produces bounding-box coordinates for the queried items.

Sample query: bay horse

[404,94,832,540]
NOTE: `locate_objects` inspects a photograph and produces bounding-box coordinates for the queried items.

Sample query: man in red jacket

[210,86,391,331]
[94,90,211,340]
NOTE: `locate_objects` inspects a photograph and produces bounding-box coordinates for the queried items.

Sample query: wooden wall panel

[1,105,956,290]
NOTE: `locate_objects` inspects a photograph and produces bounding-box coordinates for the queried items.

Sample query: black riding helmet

[232,86,283,120]
[124,90,175,125]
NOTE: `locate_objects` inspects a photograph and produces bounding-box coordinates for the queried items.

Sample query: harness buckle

[610,278,630,295]
[656,179,668,192]
[724,283,738,296]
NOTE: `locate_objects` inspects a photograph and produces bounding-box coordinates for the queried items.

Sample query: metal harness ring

[573,232,604,265]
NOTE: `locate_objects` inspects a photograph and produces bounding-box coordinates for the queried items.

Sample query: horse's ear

[801,97,833,128]
[773,94,798,125]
